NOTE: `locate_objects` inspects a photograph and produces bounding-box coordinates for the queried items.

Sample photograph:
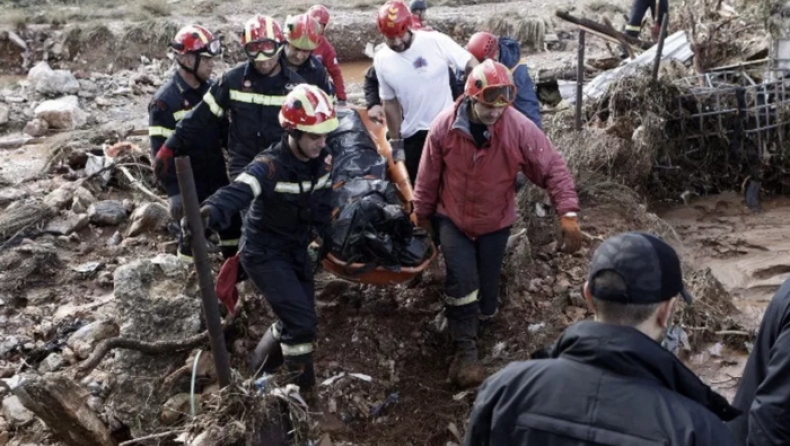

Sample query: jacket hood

[553,321,742,422]
[497,37,521,69]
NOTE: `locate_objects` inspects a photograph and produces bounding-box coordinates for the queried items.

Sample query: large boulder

[106,256,201,437]
[34,96,88,130]
[27,61,80,96]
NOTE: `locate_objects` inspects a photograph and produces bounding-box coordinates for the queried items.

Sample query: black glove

[180,206,212,251]
[390,138,405,163]
[168,194,184,222]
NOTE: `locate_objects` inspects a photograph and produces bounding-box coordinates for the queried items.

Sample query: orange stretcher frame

[321,106,438,285]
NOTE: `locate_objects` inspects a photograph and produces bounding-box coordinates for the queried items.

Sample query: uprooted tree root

[184,380,311,446]
[676,267,742,350]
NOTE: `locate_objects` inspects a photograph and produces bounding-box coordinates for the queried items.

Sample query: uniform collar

[173,71,204,94]
[451,98,494,141]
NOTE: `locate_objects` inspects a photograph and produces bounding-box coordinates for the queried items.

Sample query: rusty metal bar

[175,156,232,388]
[575,30,585,131]
[651,15,669,83]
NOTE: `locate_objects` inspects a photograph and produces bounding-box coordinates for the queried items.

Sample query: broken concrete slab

[14,374,115,446]
[33,95,88,130]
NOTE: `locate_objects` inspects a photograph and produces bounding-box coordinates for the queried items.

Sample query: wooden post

[575,30,586,131]
[175,157,232,388]
[651,15,670,83]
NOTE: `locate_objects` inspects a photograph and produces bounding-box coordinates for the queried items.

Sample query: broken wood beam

[555,10,652,50]
[14,374,116,446]
[576,30,586,131]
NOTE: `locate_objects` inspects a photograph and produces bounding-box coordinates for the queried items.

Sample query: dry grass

[483,14,546,51]
[137,0,172,17]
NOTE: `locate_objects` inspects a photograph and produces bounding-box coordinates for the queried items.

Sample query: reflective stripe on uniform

[173,109,189,121]
[235,173,263,197]
[445,290,479,307]
[203,91,224,117]
[271,323,282,340]
[218,238,239,247]
[625,24,642,31]
[229,89,286,106]
[149,126,174,138]
[281,342,313,356]
[274,173,332,194]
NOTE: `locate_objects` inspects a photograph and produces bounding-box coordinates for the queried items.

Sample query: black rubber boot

[249,325,284,376]
[447,315,485,389]
[284,353,316,393]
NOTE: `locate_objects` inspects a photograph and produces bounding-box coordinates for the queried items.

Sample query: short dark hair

[591,270,659,326]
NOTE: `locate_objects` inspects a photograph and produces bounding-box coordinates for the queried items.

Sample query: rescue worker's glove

[154,145,174,180]
[390,138,405,163]
[168,194,184,223]
[559,213,582,254]
[180,206,212,252]
[367,104,385,123]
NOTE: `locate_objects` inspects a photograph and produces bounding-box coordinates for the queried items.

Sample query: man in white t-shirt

[374,0,478,184]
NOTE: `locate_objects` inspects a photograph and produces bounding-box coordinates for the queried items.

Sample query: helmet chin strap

[177,54,208,82]
[289,130,312,159]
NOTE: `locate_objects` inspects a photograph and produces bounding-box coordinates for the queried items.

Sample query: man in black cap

[464,231,740,446]
[728,277,790,445]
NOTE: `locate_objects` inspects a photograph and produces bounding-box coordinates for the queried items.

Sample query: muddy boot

[447,315,485,389]
[478,310,498,339]
[249,325,284,375]
[284,353,316,393]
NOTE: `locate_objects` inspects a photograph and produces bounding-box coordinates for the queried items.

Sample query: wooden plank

[555,10,652,50]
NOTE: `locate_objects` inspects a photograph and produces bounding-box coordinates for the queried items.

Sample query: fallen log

[14,374,116,446]
[555,10,653,50]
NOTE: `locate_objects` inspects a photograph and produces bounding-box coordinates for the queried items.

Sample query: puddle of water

[339,60,372,84]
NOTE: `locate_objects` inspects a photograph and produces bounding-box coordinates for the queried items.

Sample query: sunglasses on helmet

[244,39,280,58]
[477,84,517,106]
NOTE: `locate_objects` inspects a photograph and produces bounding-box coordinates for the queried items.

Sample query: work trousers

[240,249,317,357]
[404,130,429,187]
[438,216,511,320]
[626,0,669,36]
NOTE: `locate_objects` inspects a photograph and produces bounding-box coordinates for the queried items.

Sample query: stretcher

[321,106,438,285]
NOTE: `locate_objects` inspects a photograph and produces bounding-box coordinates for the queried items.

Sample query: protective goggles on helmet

[244,39,281,59]
[202,39,222,57]
[476,85,517,106]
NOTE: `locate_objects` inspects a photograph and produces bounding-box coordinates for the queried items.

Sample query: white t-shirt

[374,30,473,138]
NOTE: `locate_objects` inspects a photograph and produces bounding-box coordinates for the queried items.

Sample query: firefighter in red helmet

[307,5,348,104]
[154,15,307,182]
[148,25,240,261]
[194,84,338,396]
[282,14,334,95]
[373,0,478,184]
[414,60,582,388]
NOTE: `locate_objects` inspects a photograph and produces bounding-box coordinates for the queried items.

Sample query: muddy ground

[1,0,787,445]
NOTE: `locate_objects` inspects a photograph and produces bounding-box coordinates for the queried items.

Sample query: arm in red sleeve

[413,126,445,221]
[320,38,347,101]
[518,120,580,216]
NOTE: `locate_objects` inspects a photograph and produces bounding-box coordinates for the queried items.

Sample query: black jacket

[729,278,790,445]
[165,61,305,178]
[148,72,228,197]
[204,135,333,259]
[465,321,740,446]
[282,51,334,97]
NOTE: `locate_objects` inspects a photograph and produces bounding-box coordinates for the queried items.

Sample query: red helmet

[377,1,413,39]
[285,14,322,51]
[241,15,285,61]
[279,84,339,134]
[169,25,221,57]
[465,60,517,106]
[307,5,330,26]
[467,32,499,61]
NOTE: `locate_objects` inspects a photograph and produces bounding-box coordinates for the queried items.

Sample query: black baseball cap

[588,232,693,304]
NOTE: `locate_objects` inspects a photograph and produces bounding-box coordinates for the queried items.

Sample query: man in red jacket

[307,5,347,104]
[413,60,582,388]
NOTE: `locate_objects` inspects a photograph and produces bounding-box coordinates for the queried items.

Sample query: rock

[87,200,127,226]
[0,104,8,126]
[77,79,98,99]
[107,258,201,436]
[70,187,96,214]
[34,96,88,130]
[1,396,34,426]
[0,430,8,446]
[0,188,28,207]
[14,374,115,446]
[160,393,194,425]
[97,271,113,288]
[44,182,79,209]
[0,337,19,359]
[67,319,119,359]
[37,353,63,373]
[44,212,89,236]
[23,118,47,137]
[27,61,80,96]
[106,231,122,247]
[126,202,169,237]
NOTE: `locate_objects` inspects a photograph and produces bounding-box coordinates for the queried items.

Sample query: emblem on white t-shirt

[413,56,428,71]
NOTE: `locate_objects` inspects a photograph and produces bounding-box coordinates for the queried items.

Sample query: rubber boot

[249,325,284,375]
[284,353,316,393]
[447,315,485,389]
